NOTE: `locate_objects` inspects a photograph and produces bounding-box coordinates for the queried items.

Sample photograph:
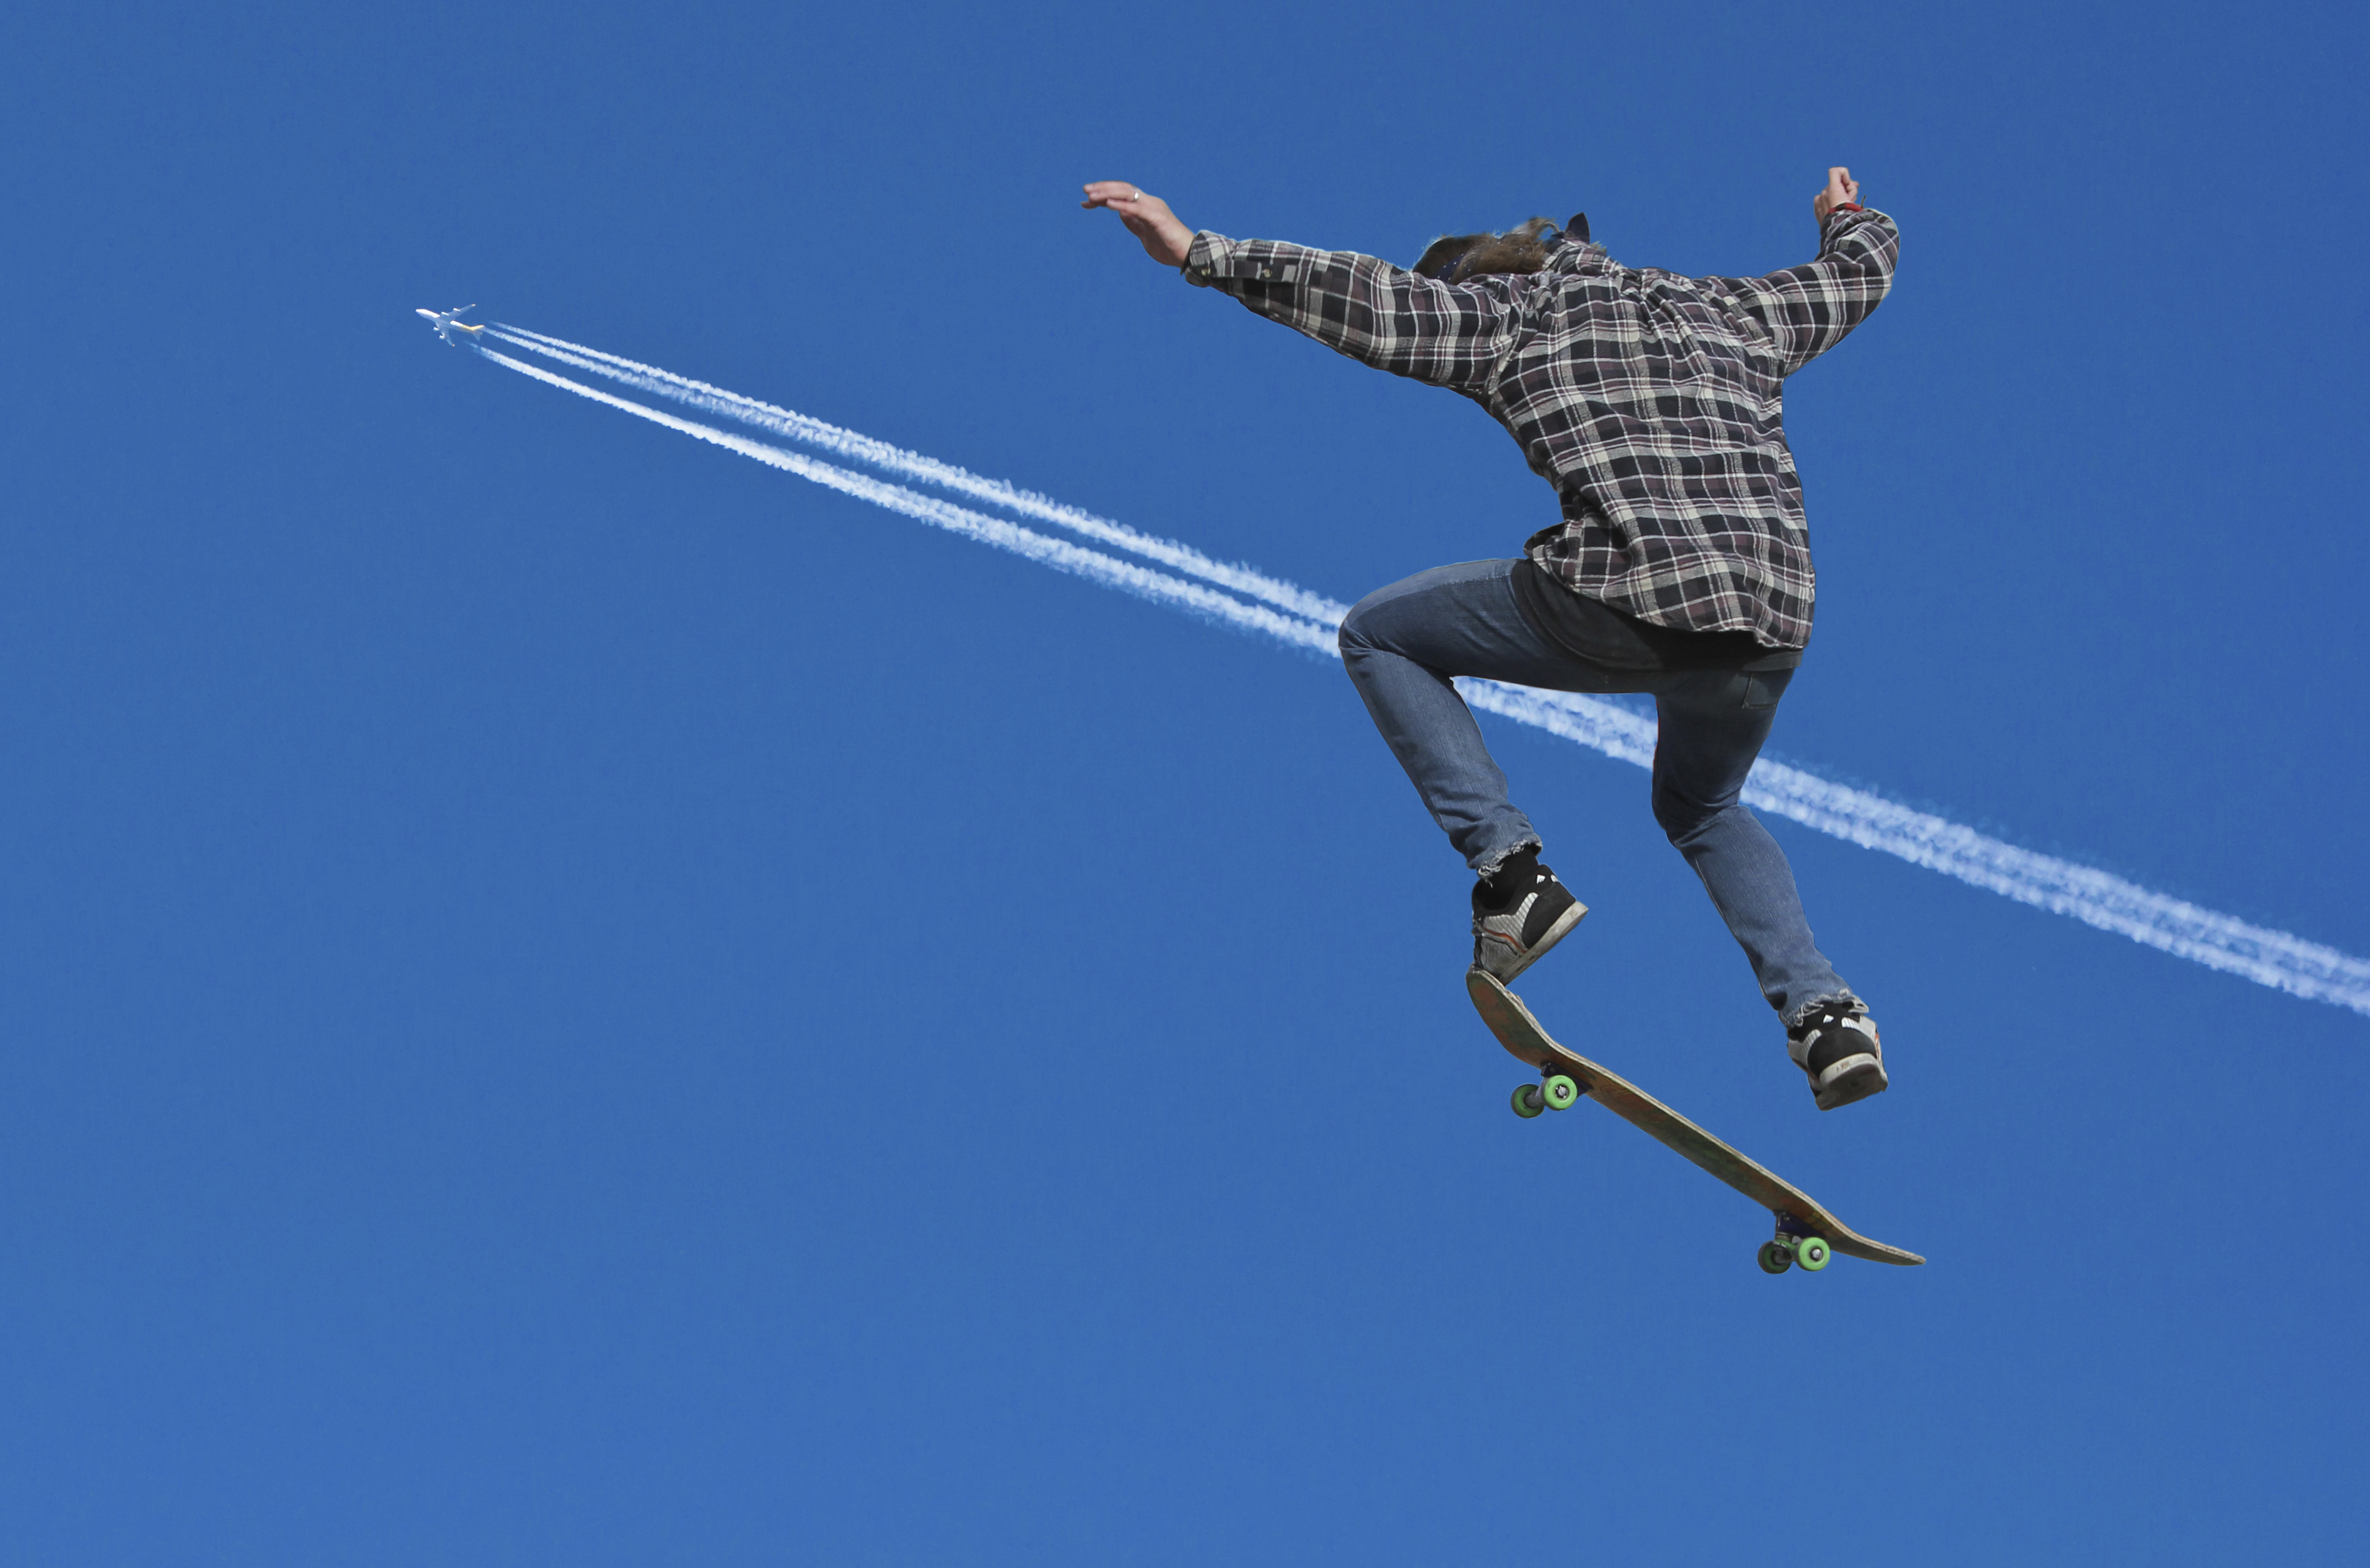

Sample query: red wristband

[1828,202,1863,214]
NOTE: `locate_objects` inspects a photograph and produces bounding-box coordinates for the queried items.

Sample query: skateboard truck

[1757,1215,1832,1274]
[1507,1067,1589,1120]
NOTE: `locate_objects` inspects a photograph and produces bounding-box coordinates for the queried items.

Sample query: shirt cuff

[1180,230,1229,287]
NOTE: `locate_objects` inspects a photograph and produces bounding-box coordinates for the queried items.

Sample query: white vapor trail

[483,324,1349,626]
[459,328,2370,1018]
[1459,682,2370,1013]
[474,346,1336,653]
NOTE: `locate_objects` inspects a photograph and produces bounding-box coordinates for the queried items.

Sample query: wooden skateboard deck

[1467,968,1923,1270]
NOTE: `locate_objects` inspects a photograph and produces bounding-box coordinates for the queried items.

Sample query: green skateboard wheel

[1541,1073,1582,1110]
[1510,1083,1546,1119]
[1756,1240,1795,1274]
[1795,1236,1832,1271]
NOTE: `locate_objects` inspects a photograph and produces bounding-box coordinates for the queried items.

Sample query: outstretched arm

[1719,166,1898,376]
[1079,179,1525,393]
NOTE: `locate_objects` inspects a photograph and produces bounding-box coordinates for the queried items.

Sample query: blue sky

[5,1,2366,1561]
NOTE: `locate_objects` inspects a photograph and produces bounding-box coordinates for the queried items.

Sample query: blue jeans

[1337,559,1850,1024]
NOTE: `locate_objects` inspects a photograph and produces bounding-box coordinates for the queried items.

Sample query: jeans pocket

[1740,670,1791,710]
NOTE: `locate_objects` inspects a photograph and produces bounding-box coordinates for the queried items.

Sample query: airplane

[415,304,486,345]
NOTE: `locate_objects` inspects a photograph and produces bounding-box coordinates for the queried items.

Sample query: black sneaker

[1789,999,1886,1110]
[1470,848,1587,985]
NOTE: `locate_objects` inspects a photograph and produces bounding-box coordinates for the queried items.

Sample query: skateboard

[1466,968,1924,1273]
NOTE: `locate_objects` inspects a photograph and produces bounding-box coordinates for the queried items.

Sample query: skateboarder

[1083,173,1898,1110]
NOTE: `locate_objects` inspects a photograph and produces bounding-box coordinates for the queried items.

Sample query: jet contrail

[475,346,1337,653]
[1462,682,2370,1012]
[453,327,2370,1018]
[483,324,1349,626]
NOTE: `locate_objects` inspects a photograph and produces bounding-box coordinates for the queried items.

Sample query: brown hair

[1413,213,1589,283]
[1414,217,1558,283]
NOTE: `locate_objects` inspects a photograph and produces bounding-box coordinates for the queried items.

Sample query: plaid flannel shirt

[1181,207,1898,649]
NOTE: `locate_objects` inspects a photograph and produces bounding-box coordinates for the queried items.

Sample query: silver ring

[1131,189,1143,201]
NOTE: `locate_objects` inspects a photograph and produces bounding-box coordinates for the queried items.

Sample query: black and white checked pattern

[1182,209,1898,650]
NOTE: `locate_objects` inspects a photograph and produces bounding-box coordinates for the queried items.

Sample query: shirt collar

[1543,239,1615,276]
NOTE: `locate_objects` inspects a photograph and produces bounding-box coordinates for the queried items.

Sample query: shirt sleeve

[1712,207,1900,376]
[1181,231,1526,393]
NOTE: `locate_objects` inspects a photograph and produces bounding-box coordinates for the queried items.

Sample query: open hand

[1812,167,1861,223]
[1081,181,1195,267]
